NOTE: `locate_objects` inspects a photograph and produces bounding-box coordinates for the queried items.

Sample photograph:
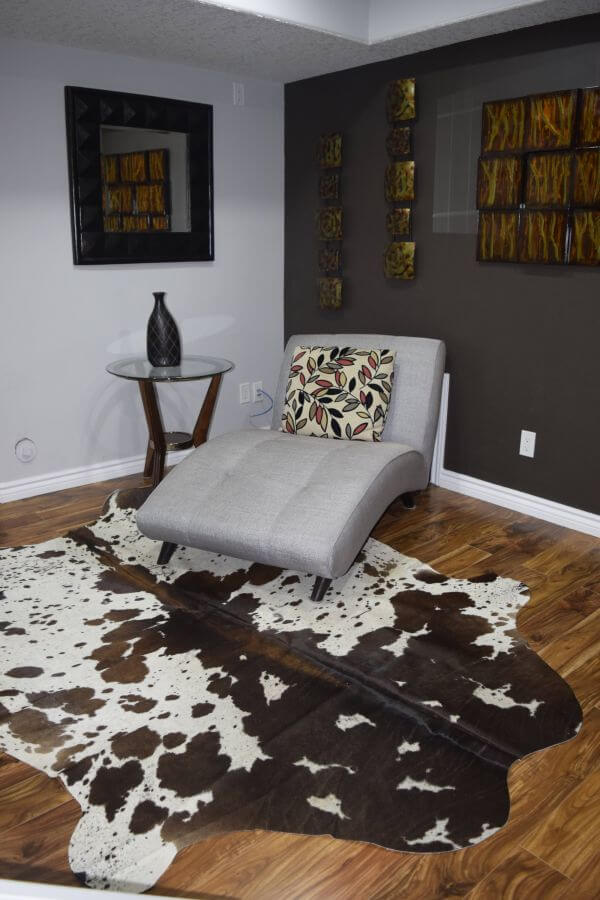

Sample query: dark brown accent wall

[285,15,600,515]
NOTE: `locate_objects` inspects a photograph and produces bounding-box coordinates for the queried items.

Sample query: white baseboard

[3,388,600,539]
[435,467,600,537]
[430,373,600,538]
[0,448,192,504]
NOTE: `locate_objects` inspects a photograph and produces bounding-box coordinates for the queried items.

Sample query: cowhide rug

[0,488,581,892]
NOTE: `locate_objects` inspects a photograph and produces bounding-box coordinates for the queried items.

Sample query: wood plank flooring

[1,475,599,898]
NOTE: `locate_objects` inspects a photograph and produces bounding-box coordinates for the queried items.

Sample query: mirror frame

[65,86,214,265]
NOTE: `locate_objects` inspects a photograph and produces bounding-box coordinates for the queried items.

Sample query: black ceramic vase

[147,292,181,367]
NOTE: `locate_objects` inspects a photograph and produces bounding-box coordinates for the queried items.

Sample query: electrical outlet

[239,382,251,404]
[519,429,536,458]
[252,381,263,403]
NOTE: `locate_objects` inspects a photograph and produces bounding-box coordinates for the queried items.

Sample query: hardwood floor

[1,475,599,898]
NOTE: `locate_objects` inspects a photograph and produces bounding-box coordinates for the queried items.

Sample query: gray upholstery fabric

[137,333,445,579]
[137,429,426,579]
[272,334,445,476]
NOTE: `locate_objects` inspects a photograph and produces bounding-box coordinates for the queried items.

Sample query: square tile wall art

[319,173,340,201]
[316,207,343,241]
[573,150,600,206]
[317,133,343,169]
[383,241,415,279]
[525,90,577,151]
[386,208,411,236]
[518,211,568,264]
[578,87,600,146]
[477,84,600,266]
[477,157,522,208]
[384,161,415,203]
[386,126,412,158]
[318,276,343,309]
[477,211,519,262]
[318,246,341,273]
[570,210,600,265]
[386,79,416,122]
[524,153,572,207]
[481,97,526,153]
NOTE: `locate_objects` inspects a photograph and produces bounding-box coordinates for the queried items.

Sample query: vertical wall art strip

[384,78,416,280]
[317,133,343,309]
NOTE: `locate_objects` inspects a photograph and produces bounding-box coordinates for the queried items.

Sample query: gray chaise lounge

[137,334,445,601]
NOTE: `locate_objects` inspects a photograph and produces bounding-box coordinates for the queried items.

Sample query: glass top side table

[107,355,233,487]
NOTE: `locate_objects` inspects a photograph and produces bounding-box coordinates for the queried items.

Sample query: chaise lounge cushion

[137,428,427,579]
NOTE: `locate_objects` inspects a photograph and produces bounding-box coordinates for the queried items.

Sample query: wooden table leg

[192,373,222,447]
[138,381,167,487]
[143,442,154,478]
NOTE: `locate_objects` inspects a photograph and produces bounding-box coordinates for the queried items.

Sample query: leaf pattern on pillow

[281,346,395,442]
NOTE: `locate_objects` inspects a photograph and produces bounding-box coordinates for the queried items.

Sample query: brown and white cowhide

[0,489,581,892]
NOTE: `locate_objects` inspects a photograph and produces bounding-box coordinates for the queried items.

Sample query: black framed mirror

[65,86,214,265]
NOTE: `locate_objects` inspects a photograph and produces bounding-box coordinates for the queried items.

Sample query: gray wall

[0,38,284,489]
[285,16,600,514]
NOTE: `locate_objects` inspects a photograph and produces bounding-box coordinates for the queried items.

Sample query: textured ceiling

[0,0,599,82]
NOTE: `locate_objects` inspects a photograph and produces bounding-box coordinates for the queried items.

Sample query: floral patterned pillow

[281,346,395,441]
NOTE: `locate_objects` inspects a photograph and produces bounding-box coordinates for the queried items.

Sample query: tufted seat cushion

[137,429,427,579]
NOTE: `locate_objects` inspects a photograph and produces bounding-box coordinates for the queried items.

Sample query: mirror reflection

[100,126,190,233]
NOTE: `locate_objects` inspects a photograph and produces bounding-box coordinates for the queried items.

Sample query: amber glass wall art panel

[525,153,572,207]
[316,207,343,240]
[481,98,526,153]
[151,215,170,231]
[386,126,411,158]
[573,150,600,206]
[119,151,147,183]
[318,246,341,273]
[577,87,600,147]
[319,174,340,201]
[569,211,600,265]
[477,212,518,262]
[137,183,167,214]
[104,185,133,214]
[317,133,342,168]
[518,211,567,263]
[384,161,415,202]
[386,79,416,123]
[386,208,411,236]
[525,91,576,150]
[102,155,119,184]
[318,277,343,309]
[122,215,150,232]
[383,241,415,279]
[477,156,522,208]
[148,149,167,181]
[103,214,121,232]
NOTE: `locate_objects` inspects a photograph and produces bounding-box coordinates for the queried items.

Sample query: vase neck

[153,292,166,305]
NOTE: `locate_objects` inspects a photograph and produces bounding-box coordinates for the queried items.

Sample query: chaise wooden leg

[401,492,416,509]
[310,576,332,602]
[157,541,177,565]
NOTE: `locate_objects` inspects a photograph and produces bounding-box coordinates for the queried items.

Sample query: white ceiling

[0,0,598,82]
